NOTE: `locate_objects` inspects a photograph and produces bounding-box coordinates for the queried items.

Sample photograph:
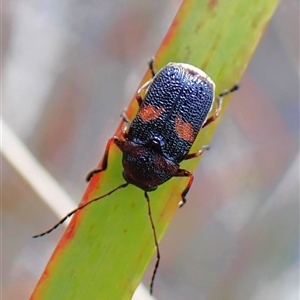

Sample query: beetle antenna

[33,182,129,238]
[144,191,160,295]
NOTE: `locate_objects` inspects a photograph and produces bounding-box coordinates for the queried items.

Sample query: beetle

[33,58,238,295]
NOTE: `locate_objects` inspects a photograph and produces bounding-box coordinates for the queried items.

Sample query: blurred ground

[2,0,299,299]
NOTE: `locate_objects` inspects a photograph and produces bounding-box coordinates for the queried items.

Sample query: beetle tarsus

[148,57,156,77]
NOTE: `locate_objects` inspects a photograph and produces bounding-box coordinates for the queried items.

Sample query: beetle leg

[184,145,210,160]
[120,110,130,124]
[173,169,194,207]
[135,58,156,106]
[120,110,131,135]
[86,136,120,182]
[148,57,156,77]
[202,84,239,128]
[136,79,153,106]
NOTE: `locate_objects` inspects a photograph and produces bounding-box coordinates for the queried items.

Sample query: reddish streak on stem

[162,19,179,48]
[208,0,218,9]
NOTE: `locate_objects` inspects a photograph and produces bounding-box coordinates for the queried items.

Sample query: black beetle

[34,58,238,295]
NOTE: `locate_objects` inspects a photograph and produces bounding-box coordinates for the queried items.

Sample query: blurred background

[2,0,299,299]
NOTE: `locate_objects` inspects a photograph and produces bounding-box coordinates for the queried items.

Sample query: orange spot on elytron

[175,116,194,142]
[138,105,165,122]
